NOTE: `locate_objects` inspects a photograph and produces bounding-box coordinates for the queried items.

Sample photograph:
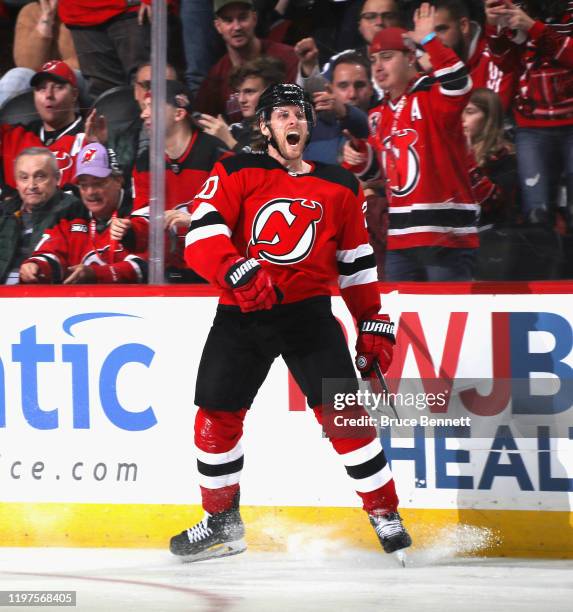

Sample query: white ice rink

[0,542,571,612]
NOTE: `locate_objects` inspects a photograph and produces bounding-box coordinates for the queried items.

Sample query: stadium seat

[0,89,39,125]
[91,85,140,128]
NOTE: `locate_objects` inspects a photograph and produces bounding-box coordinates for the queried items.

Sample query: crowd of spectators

[0,0,572,284]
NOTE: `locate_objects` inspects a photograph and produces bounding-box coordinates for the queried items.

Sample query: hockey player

[170,83,412,562]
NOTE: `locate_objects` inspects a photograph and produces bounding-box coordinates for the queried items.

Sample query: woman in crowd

[463,87,519,229]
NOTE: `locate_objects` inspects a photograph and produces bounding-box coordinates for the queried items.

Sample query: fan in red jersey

[126,80,231,282]
[168,83,412,564]
[1,60,86,194]
[417,0,518,111]
[19,143,147,285]
[343,3,478,281]
[485,0,573,230]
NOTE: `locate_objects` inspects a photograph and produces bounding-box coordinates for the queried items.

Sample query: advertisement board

[0,283,571,555]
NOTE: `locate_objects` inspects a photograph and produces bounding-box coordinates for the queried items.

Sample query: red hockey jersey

[131,130,229,212]
[486,5,573,128]
[184,154,381,323]
[467,26,518,111]
[1,117,85,190]
[346,37,478,250]
[130,130,230,269]
[22,201,147,283]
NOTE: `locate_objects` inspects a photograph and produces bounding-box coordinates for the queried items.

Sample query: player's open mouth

[286,132,300,145]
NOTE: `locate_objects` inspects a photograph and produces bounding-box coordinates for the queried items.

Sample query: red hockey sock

[312,404,399,514]
[200,484,241,514]
[195,407,248,514]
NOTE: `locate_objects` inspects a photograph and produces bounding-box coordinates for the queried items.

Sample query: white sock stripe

[195,441,243,466]
[340,438,383,467]
[352,464,393,493]
[198,471,242,489]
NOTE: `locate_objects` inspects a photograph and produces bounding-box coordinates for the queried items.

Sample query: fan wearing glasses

[358,0,402,46]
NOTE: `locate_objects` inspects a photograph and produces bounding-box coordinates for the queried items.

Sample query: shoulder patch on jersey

[311,162,360,196]
[70,223,88,232]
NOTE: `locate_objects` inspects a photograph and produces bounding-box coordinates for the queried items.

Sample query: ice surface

[0,540,570,612]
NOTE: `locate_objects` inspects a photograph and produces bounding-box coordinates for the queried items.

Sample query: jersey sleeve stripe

[185,223,232,246]
[30,254,62,283]
[338,266,378,289]
[130,205,149,219]
[433,60,465,78]
[440,79,473,96]
[354,144,379,181]
[191,202,219,221]
[189,209,228,231]
[124,255,148,282]
[336,243,374,263]
[388,226,478,236]
[389,203,480,213]
[389,207,478,229]
[337,252,377,277]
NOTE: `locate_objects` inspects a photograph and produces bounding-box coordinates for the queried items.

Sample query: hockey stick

[372,360,400,420]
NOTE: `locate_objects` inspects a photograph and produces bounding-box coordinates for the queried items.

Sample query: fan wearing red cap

[368,27,419,101]
[30,60,79,133]
[0,59,85,193]
[343,3,478,282]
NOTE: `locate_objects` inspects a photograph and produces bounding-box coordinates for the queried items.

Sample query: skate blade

[394,549,407,568]
[180,539,247,564]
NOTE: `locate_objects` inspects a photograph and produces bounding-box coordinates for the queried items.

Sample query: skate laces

[371,513,404,540]
[186,514,213,543]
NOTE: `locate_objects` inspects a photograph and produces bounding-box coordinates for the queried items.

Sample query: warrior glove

[355,314,395,377]
[221,257,281,313]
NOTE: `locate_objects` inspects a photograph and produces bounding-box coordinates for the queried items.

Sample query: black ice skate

[369,511,412,554]
[170,503,246,562]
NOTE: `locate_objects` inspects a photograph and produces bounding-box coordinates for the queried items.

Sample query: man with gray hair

[19,143,147,284]
[0,147,79,284]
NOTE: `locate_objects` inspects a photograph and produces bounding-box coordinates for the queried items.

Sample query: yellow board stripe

[1,503,572,558]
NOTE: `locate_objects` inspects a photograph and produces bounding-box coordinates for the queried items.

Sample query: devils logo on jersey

[382,128,420,198]
[54,151,73,173]
[248,198,323,264]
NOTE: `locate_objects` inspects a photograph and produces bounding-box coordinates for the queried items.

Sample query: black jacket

[0,189,79,283]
